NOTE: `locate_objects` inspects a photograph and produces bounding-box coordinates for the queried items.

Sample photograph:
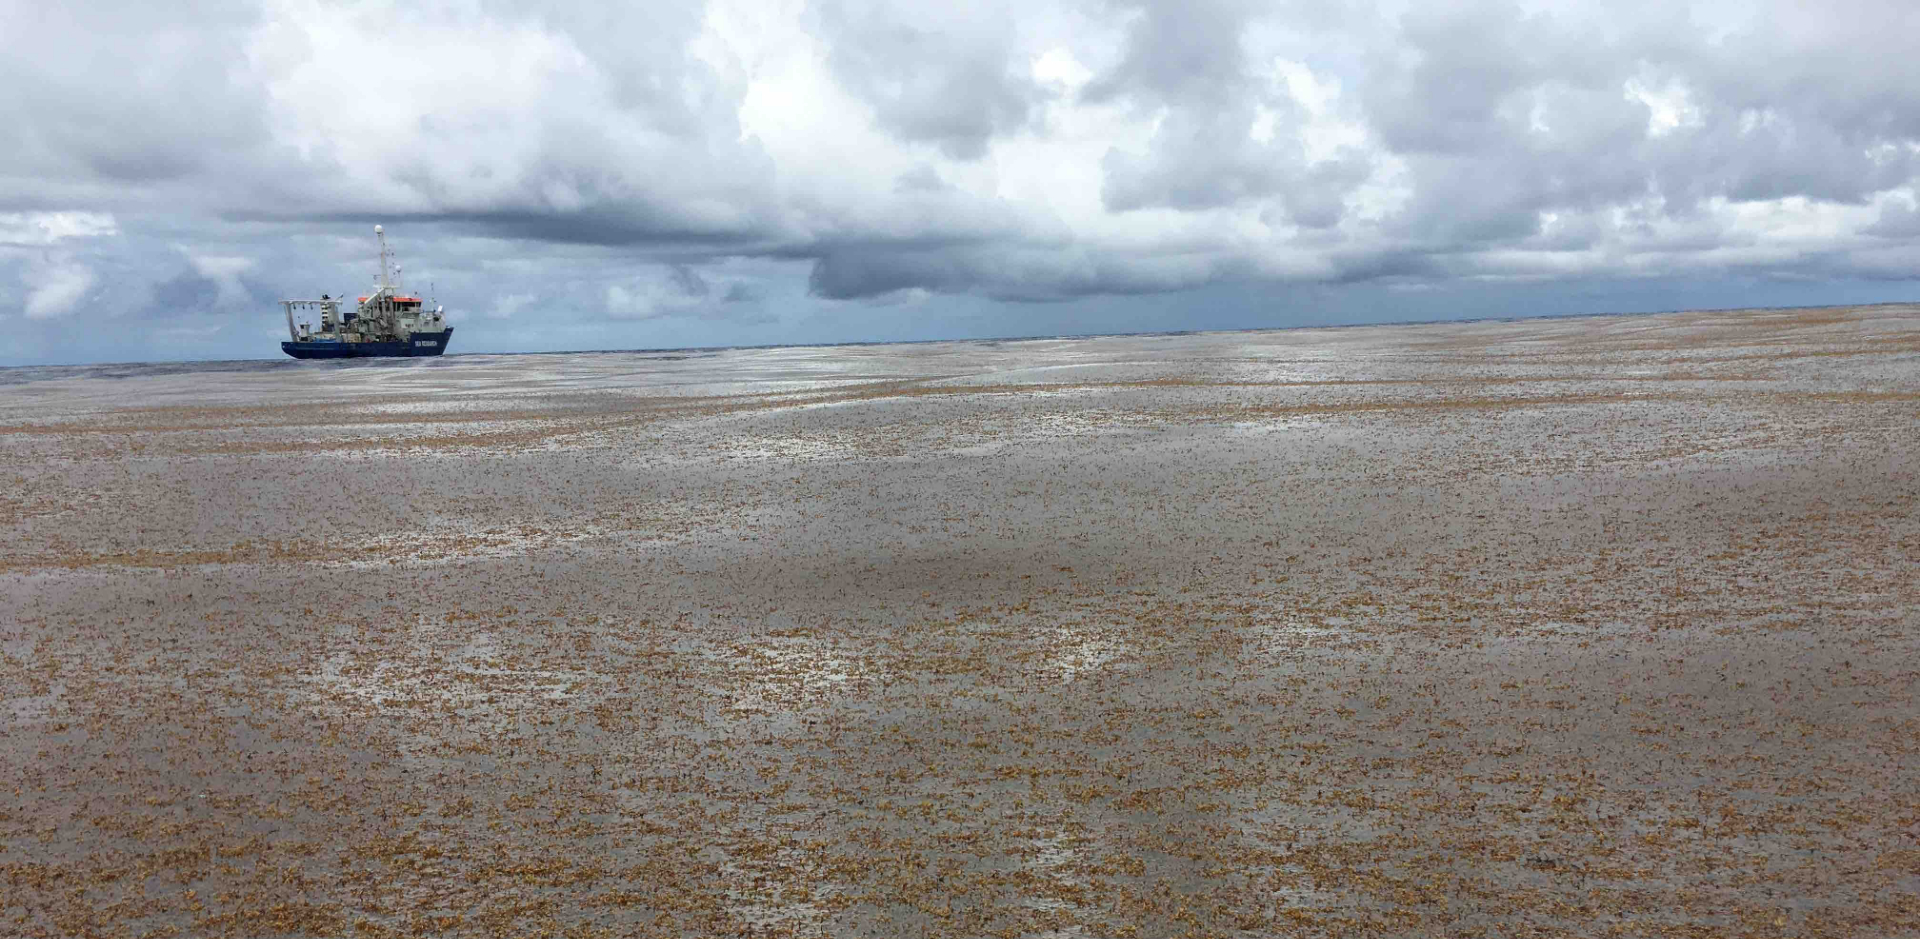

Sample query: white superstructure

[282,225,448,345]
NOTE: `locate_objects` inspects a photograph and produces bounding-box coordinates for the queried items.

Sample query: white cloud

[0,212,118,246]
[23,259,96,319]
[1625,75,1704,138]
[488,292,534,320]
[187,253,256,308]
[7,0,1920,362]
[605,278,707,321]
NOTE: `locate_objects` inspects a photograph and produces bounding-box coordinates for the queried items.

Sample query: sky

[4,0,1920,365]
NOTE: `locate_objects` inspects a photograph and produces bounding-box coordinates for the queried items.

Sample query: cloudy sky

[4,0,1919,364]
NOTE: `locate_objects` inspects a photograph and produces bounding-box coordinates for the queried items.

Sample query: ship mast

[374,224,392,300]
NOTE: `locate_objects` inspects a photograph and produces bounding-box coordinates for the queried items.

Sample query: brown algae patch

[3,303,1919,937]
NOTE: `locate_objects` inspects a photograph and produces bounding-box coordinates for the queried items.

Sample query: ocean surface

[5,305,1919,937]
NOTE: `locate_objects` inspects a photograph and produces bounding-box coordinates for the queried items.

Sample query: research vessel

[280,225,453,359]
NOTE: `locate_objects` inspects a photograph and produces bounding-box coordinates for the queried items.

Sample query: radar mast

[373,224,392,301]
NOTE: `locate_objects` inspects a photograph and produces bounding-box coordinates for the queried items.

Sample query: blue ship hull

[283,328,454,359]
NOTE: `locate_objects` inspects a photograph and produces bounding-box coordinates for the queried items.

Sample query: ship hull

[282,328,454,359]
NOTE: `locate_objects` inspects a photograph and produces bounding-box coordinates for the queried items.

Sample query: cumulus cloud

[812,0,1046,160]
[0,212,119,246]
[604,263,723,320]
[4,0,1920,361]
[187,255,257,306]
[23,259,96,319]
[487,293,535,320]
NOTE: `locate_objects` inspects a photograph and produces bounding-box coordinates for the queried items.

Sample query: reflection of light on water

[302,623,585,733]
[693,630,859,934]
[1259,614,1341,639]
[674,632,882,732]
[1244,611,1351,662]
[716,847,836,936]
[1016,830,1096,938]
[327,523,610,569]
[1050,625,1129,682]
[7,681,64,721]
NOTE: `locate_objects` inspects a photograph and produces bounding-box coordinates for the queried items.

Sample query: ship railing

[282,298,343,341]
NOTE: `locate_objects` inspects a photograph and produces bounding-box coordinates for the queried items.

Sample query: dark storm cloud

[1324,249,1445,286]
[807,249,958,299]
[808,243,1242,302]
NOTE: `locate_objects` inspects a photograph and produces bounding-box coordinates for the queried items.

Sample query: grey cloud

[0,2,271,202]
[7,0,1920,364]
[1866,201,1920,239]
[1323,248,1445,286]
[148,270,226,317]
[522,5,736,136]
[1081,0,1262,211]
[1081,0,1254,106]
[1282,159,1372,229]
[1100,105,1373,225]
[1648,116,1915,208]
[1360,3,1562,157]
[811,1,1043,159]
[1101,106,1290,212]
[808,243,1240,302]
[668,263,710,298]
[893,166,950,194]
[808,249,951,299]
[1087,0,1373,223]
[1357,0,1920,244]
